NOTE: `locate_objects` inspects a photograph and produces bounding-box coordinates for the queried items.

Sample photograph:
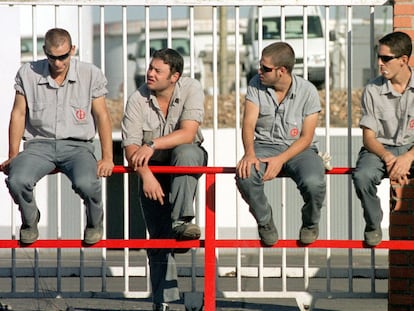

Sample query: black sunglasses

[259,64,278,73]
[377,54,401,63]
[45,49,71,61]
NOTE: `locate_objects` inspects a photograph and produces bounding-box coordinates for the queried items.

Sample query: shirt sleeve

[14,64,28,95]
[121,91,145,147]
[90,65,108,99]
[359,86,378,133]
[179,78,205,123]
[245,75,261,106]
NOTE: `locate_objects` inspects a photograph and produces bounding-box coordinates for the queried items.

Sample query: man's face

[258,55,281,86]
[43,41,74,76]
[377,44,404,78]
[146,58,179,91]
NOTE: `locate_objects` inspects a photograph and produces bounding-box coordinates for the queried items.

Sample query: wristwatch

[145,140,156,150]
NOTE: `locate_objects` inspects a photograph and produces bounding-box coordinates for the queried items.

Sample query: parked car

[128,31,205,90]
[243,6,335,89]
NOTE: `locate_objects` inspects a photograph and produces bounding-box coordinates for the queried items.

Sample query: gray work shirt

[360,72,414,146]
[246,74,321,146]
[14,58,108,141]
[122,77,204,162]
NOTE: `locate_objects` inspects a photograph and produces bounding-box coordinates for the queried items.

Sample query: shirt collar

[38,58,77,85]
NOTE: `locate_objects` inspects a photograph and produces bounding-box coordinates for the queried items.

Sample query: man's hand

[0,159,12,175]
[236,154,260,179]
[387,153,412,186]
[129,145,154,170]
[142,173,165,205]
[97,159,114,177]
[259,156,283,181]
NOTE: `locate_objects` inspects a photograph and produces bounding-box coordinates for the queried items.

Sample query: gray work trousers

[236,143,326,228]
[352,145,414,231]
[139,144,208,304]
[6,139,103,228]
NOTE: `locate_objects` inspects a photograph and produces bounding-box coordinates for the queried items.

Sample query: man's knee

[172,144,205,166]
[72,175,101,199]
[299,173,326,196]
[352,167,378,189]
[6,173,32,195]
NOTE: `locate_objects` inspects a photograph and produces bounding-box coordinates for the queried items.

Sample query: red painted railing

[2,165,414,310]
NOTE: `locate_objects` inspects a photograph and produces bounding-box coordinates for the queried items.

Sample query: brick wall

[389,2,414,310]
[389,180,414,310]
[393,0,414,65]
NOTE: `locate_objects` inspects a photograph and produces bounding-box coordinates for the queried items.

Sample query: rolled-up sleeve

[179,78,204,123]
[359,87,378,133]
[121,91,144,147]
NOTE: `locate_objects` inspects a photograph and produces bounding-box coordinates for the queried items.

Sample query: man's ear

[70,45,76,56]
[171,71,180,82]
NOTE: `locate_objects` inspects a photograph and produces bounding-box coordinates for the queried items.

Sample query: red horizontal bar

[0,165,353,175]
[1,239,412,250]
[111,166,353,175]
[111,165,236,174]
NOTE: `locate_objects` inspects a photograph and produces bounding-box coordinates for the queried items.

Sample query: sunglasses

[259,64,279,73]
[45,49,72,61]
[377,54,401,63]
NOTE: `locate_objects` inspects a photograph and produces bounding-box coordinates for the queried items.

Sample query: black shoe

[153,303,169,311]
[20,210,40,244]
[258,217,278,247]
[172,221,201,240]
[364,227,382,247]
[299,225,319,244]
[83,224,103,245]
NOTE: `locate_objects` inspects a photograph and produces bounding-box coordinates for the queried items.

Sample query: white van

[243,6,333,88]
[128,31,205,90]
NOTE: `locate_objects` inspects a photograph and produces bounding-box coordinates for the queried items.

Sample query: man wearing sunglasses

[0,28,114,245]
[236,42,326,246]
[352,31,414,247]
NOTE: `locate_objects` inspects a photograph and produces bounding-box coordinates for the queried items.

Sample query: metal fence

[0,1,394,310]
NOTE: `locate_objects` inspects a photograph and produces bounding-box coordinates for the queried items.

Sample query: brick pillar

[389,180,414,310]
[389,2,414,310]
[393,0,414,66]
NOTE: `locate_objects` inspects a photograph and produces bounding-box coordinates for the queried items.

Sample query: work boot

[364,227,382,247]
[299,225,319,244]
[258,217,278,247]
[20,210,40,244]
[83,223,103,245]
[173,221,201,240]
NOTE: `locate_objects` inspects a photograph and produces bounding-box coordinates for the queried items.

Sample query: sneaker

[83,224,103,245]
[153,303,169,311]
[364,227,382,247]
[299,225,319,244]
[20,210,40,244]
[258,217,278,247]
[172,221,201,240]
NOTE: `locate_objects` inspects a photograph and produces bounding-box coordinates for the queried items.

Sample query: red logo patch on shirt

[290,127,299,137]
[75,109,86,121]
[410,119,414,129]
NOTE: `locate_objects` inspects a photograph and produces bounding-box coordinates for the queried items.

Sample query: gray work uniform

[352,73,414,230]
[236,74,326,229]
[122,77,208,304]
[6,58,108,228]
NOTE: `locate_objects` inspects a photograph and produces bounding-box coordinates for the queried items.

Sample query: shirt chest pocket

[286,116,302,139]
[377,109,397,138]
[143,117,161,143]
[406,106,414,132]
[70,98,90,125]
[257,104,275,130]
[28,100,53,128]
